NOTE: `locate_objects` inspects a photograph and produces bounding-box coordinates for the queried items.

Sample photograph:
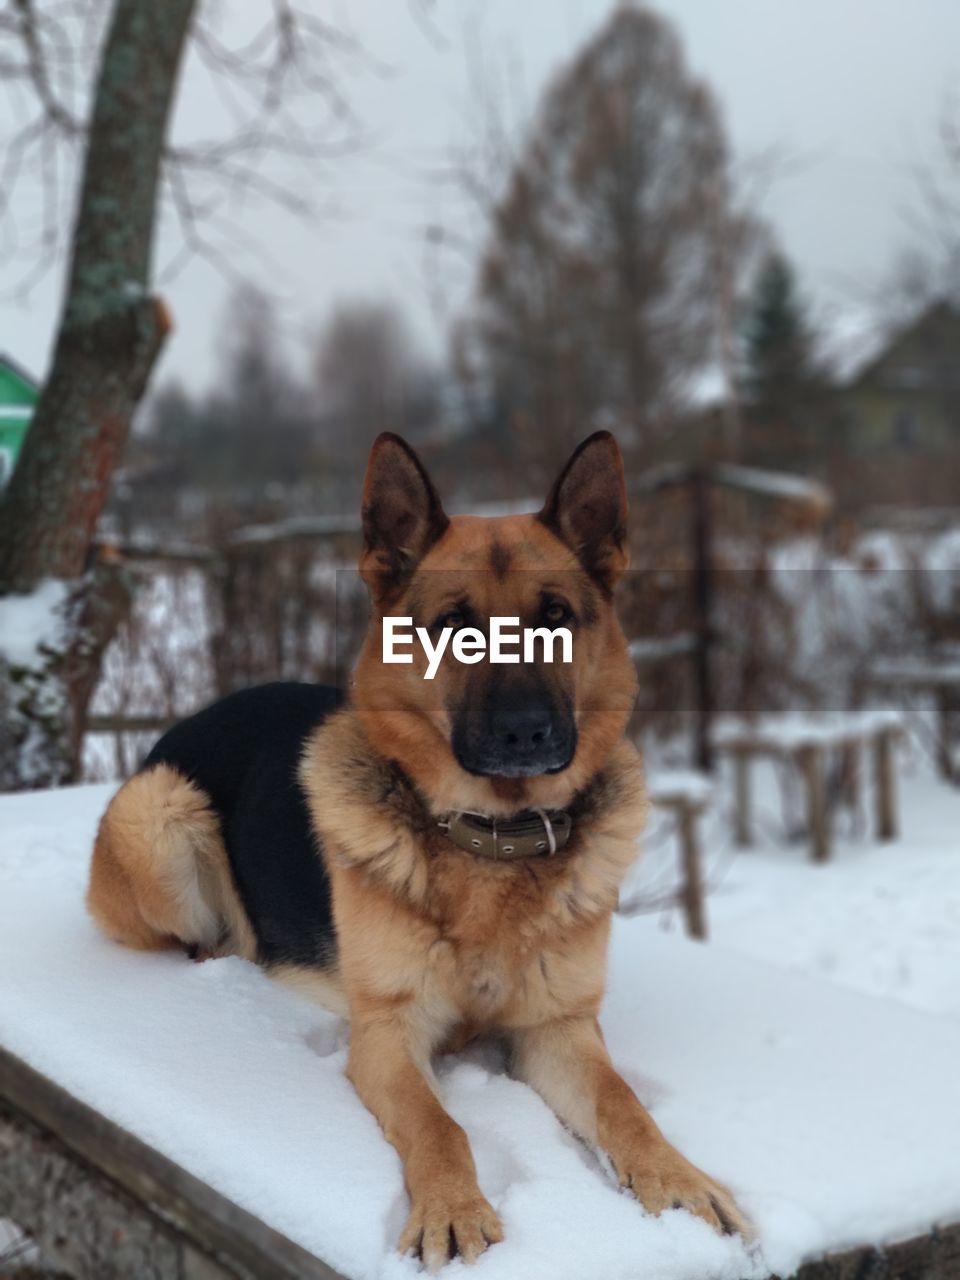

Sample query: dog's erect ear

[360,433,449,599]
[538,431,628,590]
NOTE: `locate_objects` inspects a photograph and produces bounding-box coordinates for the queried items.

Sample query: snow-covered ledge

[2,784,958,1280]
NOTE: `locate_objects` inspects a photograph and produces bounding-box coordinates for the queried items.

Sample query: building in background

[834,301,960,455]
[0,353,38,487]
[730,300,960,514]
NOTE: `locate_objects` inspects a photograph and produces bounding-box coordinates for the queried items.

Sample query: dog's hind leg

[86,763,256,960]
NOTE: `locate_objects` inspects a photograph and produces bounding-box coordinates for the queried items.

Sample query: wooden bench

[866,657,960,782]
[714,712,904,864]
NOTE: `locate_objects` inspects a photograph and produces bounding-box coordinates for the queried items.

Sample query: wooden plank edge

[770,1220,960,1280]
[5,1045,957,1280]
[0,1044,347,1280]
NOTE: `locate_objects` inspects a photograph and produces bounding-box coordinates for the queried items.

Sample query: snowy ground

[1,751,959,1280]
[628,733,960,1020]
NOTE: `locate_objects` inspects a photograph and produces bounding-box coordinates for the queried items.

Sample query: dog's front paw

[398,1188,503,1272]
[617,1140,753,1240]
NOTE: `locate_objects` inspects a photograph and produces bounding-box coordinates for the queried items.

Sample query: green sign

[0,354,39,486]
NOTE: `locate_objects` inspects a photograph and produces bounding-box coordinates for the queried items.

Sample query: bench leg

[936,691,955,782]
[799,745,830,863]
[873,730,899,841]
[734,749,752,848]
[840,742,861,809]
[678,806,707,941]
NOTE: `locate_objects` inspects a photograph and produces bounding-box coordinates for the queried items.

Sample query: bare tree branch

[6,0,83,131]
[0,0,372,290]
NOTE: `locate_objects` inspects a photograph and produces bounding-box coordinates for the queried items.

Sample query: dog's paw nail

[620,1149,752,1240]
[399,1197,503,1270]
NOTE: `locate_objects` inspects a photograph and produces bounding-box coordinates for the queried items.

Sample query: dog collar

[437,808,572,861]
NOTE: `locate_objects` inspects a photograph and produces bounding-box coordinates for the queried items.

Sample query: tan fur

[294,433,751,1264]
[513,1016,748,1236]
[352,513,639,818]
[268,963,350,1018]
[348,1012,503,1269]
[299,704,751,1262]
[87,764,257,961]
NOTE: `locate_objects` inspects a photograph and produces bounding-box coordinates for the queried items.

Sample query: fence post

[691,465,715,773]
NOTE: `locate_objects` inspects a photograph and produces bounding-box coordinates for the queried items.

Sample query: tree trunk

[0,0,195,789]
[0,0,193,588]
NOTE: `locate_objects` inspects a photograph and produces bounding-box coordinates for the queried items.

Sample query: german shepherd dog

[87,432,749,1270]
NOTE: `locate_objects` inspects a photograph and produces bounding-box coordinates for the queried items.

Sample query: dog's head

[352,432,638,815]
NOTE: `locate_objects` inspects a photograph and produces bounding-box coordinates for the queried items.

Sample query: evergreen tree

[742,252,817,411]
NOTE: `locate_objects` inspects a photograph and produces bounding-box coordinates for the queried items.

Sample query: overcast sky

[5,0,960,394]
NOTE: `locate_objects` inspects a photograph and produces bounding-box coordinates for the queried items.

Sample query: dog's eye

[543,600,572,626]
[438,610,465,631]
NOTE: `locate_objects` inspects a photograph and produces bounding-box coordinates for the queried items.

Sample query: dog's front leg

[348,1014,503,1271]
[513,1015,751,1238]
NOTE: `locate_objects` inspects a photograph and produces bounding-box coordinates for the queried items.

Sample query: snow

[0,579,70,669]
[713,465,831,509]
[0,1218,37,1269]
[822,306,890,386]
[214,499,543,548]
[231,514,362,544]
[630,634,698,665]
[2,769,960,1280]
[714,710,903,752]
[868,658,960,685]
[100,534,213,563]
[647,770,714,807]
[686,364,728,409]
[628,743,960,1019]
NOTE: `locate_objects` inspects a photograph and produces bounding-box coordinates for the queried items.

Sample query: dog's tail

[86,763,255,960]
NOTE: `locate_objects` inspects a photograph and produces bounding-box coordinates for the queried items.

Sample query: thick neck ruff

[300,707,648,920]
[438,808,572,861]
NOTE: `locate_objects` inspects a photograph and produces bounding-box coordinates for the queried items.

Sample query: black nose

[452,686,576,778]
[490,703,554,752]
